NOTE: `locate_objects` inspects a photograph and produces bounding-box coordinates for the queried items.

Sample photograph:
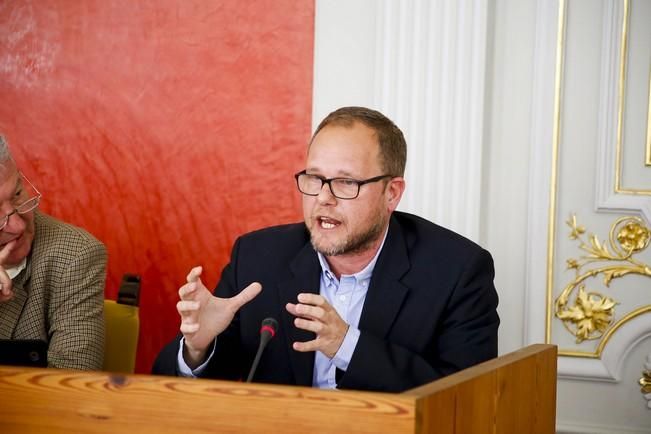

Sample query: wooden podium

[0,344,556,433]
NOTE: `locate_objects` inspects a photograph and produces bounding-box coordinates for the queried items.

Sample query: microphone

[246,317,279,383]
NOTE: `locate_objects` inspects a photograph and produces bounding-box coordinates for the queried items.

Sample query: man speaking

[153,107,499,392]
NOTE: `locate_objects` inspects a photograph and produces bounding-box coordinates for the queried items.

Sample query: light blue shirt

[312,229,386,388]
[177,229,388,387]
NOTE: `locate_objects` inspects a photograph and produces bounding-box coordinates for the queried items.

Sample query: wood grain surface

[0,367,414,433]
[0,344,557,433]
[406,344,557,434]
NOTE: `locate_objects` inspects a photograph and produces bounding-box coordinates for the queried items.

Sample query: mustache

[311,210,344,220]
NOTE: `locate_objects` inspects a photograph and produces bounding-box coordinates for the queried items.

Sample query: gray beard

[310,216,386,257]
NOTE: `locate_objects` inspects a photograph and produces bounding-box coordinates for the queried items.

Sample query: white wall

[312,0,377,126]
[313,0,651,432]
[313,0,535,356]
[482,0,536,354]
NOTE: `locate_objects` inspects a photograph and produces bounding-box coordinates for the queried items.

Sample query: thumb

[229,282,262,311]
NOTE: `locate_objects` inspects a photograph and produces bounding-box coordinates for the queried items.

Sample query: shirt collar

[316,226,390,284]
[6,258,27,280]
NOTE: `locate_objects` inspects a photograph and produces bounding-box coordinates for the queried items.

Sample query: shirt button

[339,295,346,302]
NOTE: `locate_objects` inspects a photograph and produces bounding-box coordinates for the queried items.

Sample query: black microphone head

[246,317,279,383]
[260,317,279,338]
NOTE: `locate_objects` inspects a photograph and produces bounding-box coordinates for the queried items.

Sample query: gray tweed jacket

[0,211,107,370]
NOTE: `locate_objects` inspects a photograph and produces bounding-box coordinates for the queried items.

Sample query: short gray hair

[0,135,14,164]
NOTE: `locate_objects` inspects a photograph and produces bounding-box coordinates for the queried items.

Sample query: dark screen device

[0,339,48,367]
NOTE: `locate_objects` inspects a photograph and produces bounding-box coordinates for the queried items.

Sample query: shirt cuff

[332,326,360,371]
[176,337,216,377]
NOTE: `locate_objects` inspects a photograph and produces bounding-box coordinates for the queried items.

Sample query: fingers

[177,300,199,317]
[180,322,200,335]
[286,293,328,320]
[296,293,325,306]
[0,241,16,303]
[186,266,203,283]
[0,277,13,300]
[0,240,17,265]
[179,281,199,300]
[228,282,262,311]
[0,286,14,303]
[285,302,298,316]
[286,302,324,320]
[294,317,322,333]
[177,299,201,337]
[286,293,348,358]
[292,339,320,353]
[179,266,206,301]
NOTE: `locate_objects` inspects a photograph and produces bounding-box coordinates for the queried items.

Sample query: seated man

[0,135,107,370]
[153,107,499,392]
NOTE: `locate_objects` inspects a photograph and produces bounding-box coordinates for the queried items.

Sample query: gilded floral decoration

[555,215,651,343]
[641,370,651,394]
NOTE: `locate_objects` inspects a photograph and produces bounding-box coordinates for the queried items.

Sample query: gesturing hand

[286,293,349,359]
[177,266,262,368]
[0,240,17,303]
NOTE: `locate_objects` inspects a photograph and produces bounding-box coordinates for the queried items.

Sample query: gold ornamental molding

[646,70,651,166]
[544,0,567,346]
[545,0,651,357]
[641,356,651,408]
[555,215,651,347]
[614,0,651,192]
[640,370,651,393]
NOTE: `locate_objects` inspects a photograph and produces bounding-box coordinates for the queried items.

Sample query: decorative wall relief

[641,354,651,409]
[555,215,651,343]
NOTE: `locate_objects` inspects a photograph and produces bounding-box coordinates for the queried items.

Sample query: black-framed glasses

[294,170,393,200]
[0,173,41,231]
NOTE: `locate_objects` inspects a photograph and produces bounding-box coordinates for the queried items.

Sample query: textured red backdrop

[0,1,313,373]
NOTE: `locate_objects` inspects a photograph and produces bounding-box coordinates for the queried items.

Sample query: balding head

[0,136,17,179]
[0,136,14,165]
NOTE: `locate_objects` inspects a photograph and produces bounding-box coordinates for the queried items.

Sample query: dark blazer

[153,211,499,392]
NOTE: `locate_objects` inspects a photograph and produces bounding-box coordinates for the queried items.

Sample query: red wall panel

[0,1,313,373]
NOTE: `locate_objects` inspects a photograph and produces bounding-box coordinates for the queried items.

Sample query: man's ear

[386,177,405,213]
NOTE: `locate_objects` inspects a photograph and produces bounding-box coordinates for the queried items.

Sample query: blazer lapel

[277,242,321,386]
[0,265,31,339]
[359,216,411,338]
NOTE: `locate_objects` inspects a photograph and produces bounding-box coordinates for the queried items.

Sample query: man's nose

[316,182,337,204]
[3,210,26,232]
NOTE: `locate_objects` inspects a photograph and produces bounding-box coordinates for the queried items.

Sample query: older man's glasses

[294,170,392,200]
[0,173,41,231]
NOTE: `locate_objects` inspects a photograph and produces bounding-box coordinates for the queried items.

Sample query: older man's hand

[0,240,16,303]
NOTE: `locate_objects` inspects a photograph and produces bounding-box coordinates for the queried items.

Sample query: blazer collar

[358,215,410,338]
[278,240,320,386]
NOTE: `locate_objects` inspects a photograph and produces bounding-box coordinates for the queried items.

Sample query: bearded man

[153,107,499,392]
